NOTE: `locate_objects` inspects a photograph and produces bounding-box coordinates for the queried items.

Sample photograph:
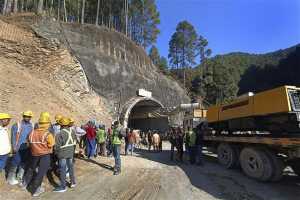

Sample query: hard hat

[69,118,75,124]
[0,113,11,120]
[58,117,71,126]
[38,115,51,124]
[22,110,33,117]
[40,112,50,119]
[55,114,63,122]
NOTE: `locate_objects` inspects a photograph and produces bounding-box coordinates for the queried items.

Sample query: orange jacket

[29,128,55,156]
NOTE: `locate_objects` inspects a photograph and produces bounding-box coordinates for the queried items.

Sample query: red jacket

[85,125,96,140]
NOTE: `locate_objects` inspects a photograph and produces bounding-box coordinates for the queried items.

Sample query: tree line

[148,19,299,106]
[0,0,160,49]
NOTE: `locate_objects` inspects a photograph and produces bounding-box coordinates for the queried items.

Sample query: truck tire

[217,143,238,169]
[240,147,271,181]
[264,149,284,181]
[257,150,273,181]
[289,159,300,176]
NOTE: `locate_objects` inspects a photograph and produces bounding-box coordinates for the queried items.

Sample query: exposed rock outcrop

[0,15,112,124]
[33,18,190,118]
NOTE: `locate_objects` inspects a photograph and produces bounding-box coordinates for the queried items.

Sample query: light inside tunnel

[127,100,169,133]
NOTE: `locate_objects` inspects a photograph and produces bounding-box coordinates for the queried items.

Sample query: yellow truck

[202,86,300,181]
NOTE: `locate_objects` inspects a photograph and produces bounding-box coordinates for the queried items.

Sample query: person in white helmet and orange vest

[8,111,34,185]
[0,113,12,187]
[20,112,55,197]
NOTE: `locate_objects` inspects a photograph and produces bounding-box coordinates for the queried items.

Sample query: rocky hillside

[32,18,190,116]
[0,14,112,125]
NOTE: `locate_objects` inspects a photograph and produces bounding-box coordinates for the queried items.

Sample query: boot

[7,166,19,185]
[17,167,25,182]
[0,170,6,187]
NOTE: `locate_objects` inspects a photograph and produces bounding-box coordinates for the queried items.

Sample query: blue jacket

[11,120,34,151]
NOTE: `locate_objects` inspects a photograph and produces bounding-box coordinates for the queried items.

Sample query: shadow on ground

[134,147,300,200]
[76,157,114,171]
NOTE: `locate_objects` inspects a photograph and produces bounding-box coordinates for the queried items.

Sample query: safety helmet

[0,113,11,120]
[22,110,33,117]
[55,114,63,123]
[69,118,75,124]
[58,117,71,126]
[38,115,51,124]
[40,112,50,119]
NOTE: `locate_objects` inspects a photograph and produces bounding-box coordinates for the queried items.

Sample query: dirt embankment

[0,13,112,125]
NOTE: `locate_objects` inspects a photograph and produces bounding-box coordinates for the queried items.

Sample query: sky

[155,0,300,60]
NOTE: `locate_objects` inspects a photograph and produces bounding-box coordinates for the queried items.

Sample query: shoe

[7,168,19,185]
[19,181,28,190]
[113,171,120,175]
[32,187,45,197]
[70,183,76,188]
[53,187,67,193]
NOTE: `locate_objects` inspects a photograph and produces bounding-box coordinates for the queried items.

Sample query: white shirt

[0,126,11,155]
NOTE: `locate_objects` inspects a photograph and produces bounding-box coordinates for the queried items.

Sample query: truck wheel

[289,159,300,176]
[217,143,238,169]
[240,147,270,180]
[257,150,273,181]
[264,149,284,181]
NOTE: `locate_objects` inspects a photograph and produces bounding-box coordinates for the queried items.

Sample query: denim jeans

[23,154,50,193]
[58,158,75,188]
[86,138,96,158]
[112,144,121,172]
[0,154,9,170]
[128,144,134,155]
[10,148,30,168]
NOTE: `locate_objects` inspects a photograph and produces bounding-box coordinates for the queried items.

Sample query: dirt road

[1,142,300,200]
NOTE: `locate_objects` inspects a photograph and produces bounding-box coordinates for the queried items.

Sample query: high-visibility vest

[29,129,52,156]
[189,131,196,147]
[112,128,121,145]
[60,129,76,149]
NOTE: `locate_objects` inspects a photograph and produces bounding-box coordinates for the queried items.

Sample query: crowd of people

[0,110,206,197]
[0,111,126,197]
[168,123,206,165]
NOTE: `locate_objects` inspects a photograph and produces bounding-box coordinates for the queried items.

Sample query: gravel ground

[1,142,300,200]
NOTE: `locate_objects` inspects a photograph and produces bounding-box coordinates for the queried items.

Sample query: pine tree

[149,46,160,66]
[37,0,43,14]
[168,20,198,87]
[129,0,160,48]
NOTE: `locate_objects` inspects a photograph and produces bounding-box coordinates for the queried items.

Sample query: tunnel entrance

[120,97,169,133]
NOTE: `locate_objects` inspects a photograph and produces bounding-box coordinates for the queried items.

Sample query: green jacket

[112,127,122,145]
[189,131,196,147]
[96,129,106,144]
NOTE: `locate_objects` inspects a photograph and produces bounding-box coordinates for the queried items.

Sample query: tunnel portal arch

[120,97,168,133]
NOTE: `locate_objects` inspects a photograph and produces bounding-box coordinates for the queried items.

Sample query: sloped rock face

[0,16,111,125]
[33,19,190,115]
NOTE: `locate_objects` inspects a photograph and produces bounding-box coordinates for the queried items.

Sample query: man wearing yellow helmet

[21,113,55,197]
[53,117,77,192]
[8,111,34,185]
[0,113,12,186]
[52,114,63,135]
